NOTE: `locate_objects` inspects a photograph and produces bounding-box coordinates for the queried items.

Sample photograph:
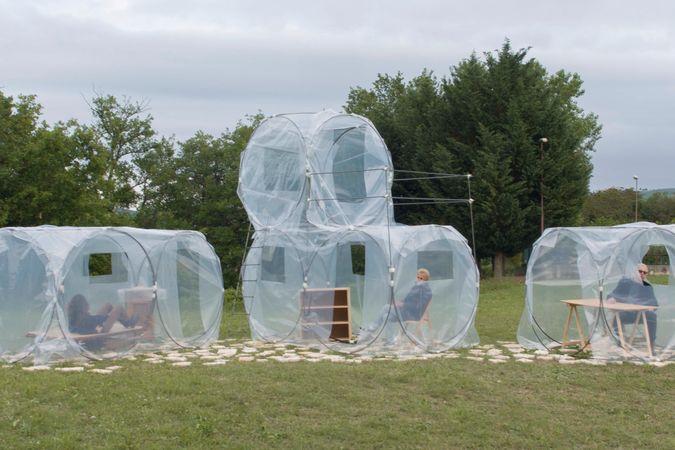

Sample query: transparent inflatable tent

[238,110,479,354]
[0,226,224,364]
[518,223,675,360]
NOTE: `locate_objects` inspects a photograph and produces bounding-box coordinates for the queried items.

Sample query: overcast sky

[2,0,674,191]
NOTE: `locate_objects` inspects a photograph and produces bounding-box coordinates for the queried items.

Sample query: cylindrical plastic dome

[242,224,479,354]
[237,110,395,230]
[237,111,480,355]
[0,226,223,364]
[519,224,674,361]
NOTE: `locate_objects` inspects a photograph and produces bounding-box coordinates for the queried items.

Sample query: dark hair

[67,294,89,330]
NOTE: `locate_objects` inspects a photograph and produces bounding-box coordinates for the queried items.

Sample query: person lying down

[67,294,138,335]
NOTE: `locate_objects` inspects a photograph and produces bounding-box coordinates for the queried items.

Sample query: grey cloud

[2,0,674,190]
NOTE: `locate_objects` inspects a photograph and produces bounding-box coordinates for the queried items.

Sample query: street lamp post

[633,175,639,222]
[539,137,548,234]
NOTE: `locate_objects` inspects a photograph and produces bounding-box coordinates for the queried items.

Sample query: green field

[1,278,673,449]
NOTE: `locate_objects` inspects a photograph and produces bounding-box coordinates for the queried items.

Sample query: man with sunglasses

[607,263,659,350]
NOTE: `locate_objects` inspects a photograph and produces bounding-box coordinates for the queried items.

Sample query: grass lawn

[1,278,673,449]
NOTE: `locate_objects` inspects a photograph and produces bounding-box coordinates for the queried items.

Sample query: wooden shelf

[299,288,351,341]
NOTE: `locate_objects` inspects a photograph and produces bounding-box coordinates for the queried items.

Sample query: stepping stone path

[14,339,672,373]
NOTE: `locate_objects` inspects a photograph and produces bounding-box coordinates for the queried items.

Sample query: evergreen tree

[346,40,601,276]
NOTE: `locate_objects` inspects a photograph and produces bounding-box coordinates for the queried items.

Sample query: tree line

[0,91,259,286]
[581,188,675,225]
[2,41,671,282]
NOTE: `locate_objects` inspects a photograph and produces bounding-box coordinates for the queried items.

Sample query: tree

[0,92,41,225]
[581,189,674,225]
[0,91,112,226]
[136,115,263,287]
[640,193,675,224]
[346,71,468,228]
[472,126,531,278]
[346,40,601,276]
[581,188,635,225]
[83,94,159,213]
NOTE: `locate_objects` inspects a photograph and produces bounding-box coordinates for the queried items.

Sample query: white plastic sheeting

[0,226,224,364]
[518,223,675,360]
[238,111,479,354]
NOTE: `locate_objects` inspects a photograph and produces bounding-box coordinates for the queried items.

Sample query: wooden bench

[27,324,146,350]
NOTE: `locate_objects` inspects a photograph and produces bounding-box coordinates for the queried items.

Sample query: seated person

[362,268,432,344]
[67,294,138,335]
[606,263,658,348]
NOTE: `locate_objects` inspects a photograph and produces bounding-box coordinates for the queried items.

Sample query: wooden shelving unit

[299,287,351,341]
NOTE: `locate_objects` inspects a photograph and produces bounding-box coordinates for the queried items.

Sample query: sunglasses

[638,270,648,274]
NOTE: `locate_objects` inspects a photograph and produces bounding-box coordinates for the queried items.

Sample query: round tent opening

[518,228,610,349]
[237,115,308,229]
[599,226,675,359]
[302,228,390,353]
[58,229,154,358]
[307,114,393,228]
[243,229,306,343]
[152,231,224,347]
[393,225,479,352]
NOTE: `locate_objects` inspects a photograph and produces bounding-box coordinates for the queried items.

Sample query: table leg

[573,306,586,348]
[562,305,573,347]
[641,312,653,357]
[615,313,627,355]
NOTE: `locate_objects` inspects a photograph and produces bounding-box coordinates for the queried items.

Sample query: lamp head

[539,137,548,143]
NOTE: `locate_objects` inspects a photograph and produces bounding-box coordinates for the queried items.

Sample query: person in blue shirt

[607,263,658,349]
[395,268,433,322]
[362,268,432,345]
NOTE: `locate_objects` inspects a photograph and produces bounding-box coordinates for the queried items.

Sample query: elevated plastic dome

[237,110,394,230]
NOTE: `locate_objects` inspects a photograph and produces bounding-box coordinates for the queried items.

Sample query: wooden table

[560,298,658,357]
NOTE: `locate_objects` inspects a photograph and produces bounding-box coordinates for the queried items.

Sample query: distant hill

[641,188,675,199]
